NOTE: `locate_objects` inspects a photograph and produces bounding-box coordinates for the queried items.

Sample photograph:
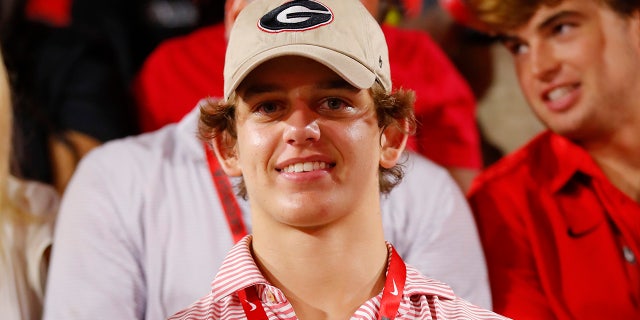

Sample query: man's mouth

[546,84,578,102]
[279,161,334,173]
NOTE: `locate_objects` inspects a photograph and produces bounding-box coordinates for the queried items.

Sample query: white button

[623,246,636,263]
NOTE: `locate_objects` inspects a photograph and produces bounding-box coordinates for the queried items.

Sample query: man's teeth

[283,162,328,173]
[548,86,573,101]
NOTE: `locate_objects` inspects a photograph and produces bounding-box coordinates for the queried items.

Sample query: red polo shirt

[468,130,640,319]
[133,23,481,169]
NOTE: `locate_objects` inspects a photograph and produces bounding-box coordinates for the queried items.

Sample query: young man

[465,0,640,318]
[169,0,505,319]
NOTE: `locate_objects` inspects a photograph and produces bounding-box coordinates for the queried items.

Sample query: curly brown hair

[467,0,640,32]
[199,82,416,199]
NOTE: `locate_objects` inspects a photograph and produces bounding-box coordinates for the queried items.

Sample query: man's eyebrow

[240,78,360,99]
[497,34,520,45]
[316,79,360,92]
[537,10,582,32]
[240,83,280,101]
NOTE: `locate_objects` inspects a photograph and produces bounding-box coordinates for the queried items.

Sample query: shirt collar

[545,132,606,193]
[402,266,456,301]
[210,235,457,304]
[210,235,270,301]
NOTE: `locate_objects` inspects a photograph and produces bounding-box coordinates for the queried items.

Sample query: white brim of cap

[225,44,377,100]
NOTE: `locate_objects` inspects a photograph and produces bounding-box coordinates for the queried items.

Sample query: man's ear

[211,132,242,176]
[379,121,409,169]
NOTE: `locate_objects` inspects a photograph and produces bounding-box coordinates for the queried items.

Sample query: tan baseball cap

[223,0,391,101]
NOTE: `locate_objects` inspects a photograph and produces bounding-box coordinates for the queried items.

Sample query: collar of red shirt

[209,235,456,305]
[528,131,608,193]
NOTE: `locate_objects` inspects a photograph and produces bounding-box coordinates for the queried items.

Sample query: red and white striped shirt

[170,236,508,319]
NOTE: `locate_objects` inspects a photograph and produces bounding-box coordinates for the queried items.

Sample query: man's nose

[530,41,560,82]
[282,107,321,145]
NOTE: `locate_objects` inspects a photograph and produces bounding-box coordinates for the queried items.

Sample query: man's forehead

[501,0,584,38]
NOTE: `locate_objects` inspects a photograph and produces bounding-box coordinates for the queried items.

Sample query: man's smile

[278,161,336,173]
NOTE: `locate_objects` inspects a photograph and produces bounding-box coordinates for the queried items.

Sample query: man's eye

[327,98,345,110]
[256,102,279,114]
[321,98,354,112]
[553,23,574,36]
[505,42,528,56]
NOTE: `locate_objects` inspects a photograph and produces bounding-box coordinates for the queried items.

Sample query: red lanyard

[378,245,407,320]
[204,144,248,243]
[238,285,269,319]
[238,245,407,320]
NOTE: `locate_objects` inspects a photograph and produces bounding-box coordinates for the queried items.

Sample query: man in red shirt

[133,0,481,192]
[466,0,640,318]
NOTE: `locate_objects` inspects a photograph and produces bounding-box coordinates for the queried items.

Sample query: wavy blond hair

[0,48,11,205]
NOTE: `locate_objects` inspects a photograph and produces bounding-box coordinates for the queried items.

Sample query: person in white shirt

[0,48,59,320]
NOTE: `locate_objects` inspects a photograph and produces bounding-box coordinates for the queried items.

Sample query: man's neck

[251,211,388,320]
[581,125,640,201]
